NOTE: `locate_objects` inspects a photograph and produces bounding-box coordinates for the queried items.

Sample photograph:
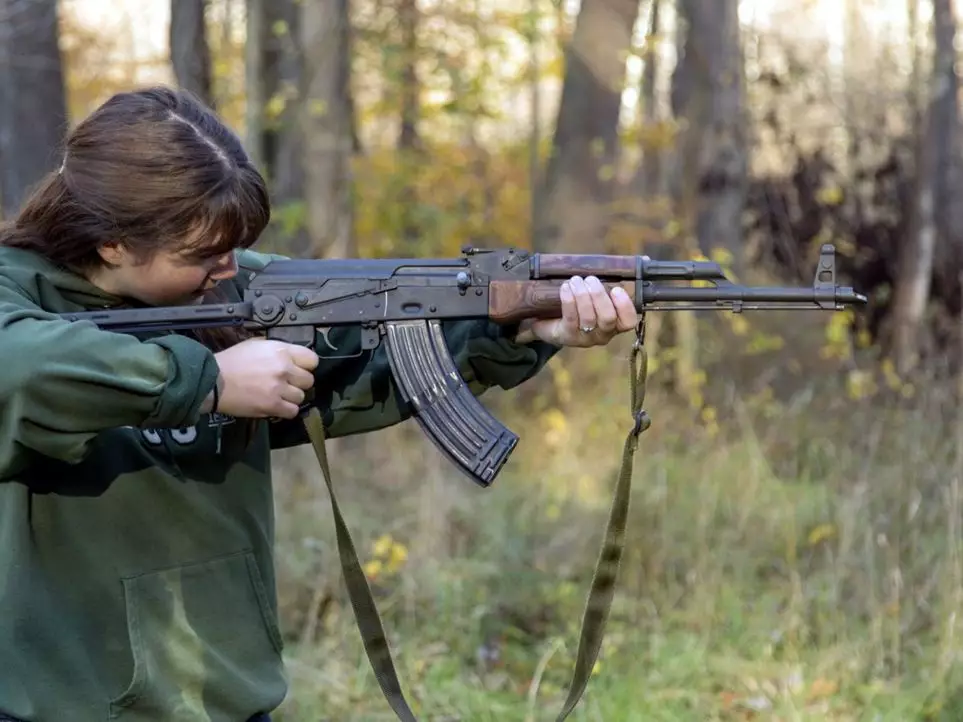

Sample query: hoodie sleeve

[0,278,220,475]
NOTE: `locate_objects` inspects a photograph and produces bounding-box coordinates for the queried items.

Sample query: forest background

[2,0,962,719]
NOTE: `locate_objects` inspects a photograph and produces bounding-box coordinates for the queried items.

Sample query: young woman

[0,87,637,722]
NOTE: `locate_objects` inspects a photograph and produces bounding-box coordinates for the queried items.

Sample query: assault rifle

[63,242,865,487]
[62,242,865,722]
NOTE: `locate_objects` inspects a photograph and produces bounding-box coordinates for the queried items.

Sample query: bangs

[175,171,270,259]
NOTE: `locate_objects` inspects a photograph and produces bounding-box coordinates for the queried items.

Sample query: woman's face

[88,241,240,306]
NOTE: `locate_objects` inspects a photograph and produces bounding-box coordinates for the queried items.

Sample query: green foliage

[266,318,963,719]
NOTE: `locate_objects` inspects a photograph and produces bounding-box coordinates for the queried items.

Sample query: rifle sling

[301,317,649,720]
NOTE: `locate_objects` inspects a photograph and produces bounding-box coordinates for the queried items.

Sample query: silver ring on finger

[580,325,596,334]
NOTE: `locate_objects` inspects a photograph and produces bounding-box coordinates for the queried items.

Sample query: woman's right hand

[209,338,319,419]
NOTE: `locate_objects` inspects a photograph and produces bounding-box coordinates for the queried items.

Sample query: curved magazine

[383,319,519,487]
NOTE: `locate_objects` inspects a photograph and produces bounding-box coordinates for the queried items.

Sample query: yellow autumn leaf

[373,534,394,558]
[807,523,836,546]
[710,247,734,267]
[846,369,876,400]
[729,314,750,336]
[881,358,902,390]
[816,185,844,205]
[307,99,328,118]
[386,542,409,572]
[363,559,382,579]
[265,94,288,121]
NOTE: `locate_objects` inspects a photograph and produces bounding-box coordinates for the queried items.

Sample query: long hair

[1,87,271,443]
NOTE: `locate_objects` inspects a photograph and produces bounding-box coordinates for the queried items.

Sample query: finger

[569,276,596,331]
[559,280,579,327]
[586,276,618,333]
[286,344,320,371]
[611,286,638,331]
[273,400,301,419]
[280,385,307,406]
[287,365,317,391]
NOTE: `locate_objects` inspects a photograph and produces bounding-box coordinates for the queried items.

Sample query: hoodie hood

[0,245,125,310]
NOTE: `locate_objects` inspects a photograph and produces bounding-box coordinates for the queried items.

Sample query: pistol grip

[383,319,519,487]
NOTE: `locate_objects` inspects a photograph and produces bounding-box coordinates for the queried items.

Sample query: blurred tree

[205,0,247,126]
[170,0,214,107]
[300,0,355,258]
[535,0,641,253]
[526,0,542,244]
[0,0,68,219]
[886,0,958,375]
[665,0,747,406]
[396,0,421,253]
[244,0,306,252]
[244,0,356,259]
[672,0,747,268]
[622,0,668,254]
[242,0,271,172]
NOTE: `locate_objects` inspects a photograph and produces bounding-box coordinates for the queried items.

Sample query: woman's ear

[95,240,128,267]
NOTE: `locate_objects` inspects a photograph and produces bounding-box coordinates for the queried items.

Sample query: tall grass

[267,321,963,721]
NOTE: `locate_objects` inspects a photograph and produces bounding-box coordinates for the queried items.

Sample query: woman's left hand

[514,275,639,347]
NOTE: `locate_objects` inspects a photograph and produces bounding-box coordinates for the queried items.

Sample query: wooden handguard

[488,280,636,325]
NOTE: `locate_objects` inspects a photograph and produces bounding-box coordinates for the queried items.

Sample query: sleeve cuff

[457,320,561,392]
[142,335,220,428]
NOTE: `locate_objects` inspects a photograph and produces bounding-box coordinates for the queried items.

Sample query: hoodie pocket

[108,549,286,721]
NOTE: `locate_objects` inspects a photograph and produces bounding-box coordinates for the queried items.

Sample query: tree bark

[396,0,421,253]
[887,0,956,375]
[672,0,747,269]
[535,0,641,253]
[170,0,214,108]
[0,0,68,219]
[300,0,355,258]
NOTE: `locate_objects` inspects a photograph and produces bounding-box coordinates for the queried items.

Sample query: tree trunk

[627,0,668,361]
[527,0,542,245]
[535,0,641,253]
[397,0,421,253]
[244,0,269,172]
[0,0,68,219]
[300,0,355,258]
[170,0,214,108]
[667,0,746,404]
[626,0,666,251]
[931,0,962,278]
[673,0,747,269]
[244,0,308,254]
[887,0,956,375]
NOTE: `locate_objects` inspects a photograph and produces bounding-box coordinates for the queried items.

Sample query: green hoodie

[0,245,558,722]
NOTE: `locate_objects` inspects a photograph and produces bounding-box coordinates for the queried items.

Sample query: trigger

[318,327,339,351]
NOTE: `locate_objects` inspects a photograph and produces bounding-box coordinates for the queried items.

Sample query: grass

[265,316,963,721]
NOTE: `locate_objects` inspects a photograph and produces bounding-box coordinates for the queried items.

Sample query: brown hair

[1,87,271,443]
[1,86,269,271]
